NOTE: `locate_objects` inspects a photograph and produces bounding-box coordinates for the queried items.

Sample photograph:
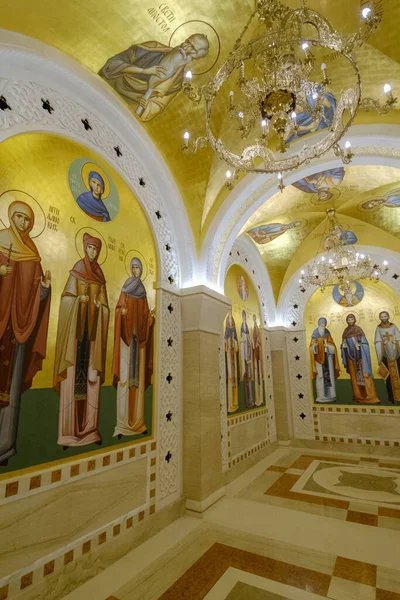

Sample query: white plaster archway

[199,125,400,292]
[0,29,191,507]
[0,29,197,287]
[275,246,400,441]
[224,235,277,326]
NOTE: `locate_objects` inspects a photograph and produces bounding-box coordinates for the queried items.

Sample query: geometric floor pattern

[239,452,400,530]
[61,447,400,600]
[105,526,400,600]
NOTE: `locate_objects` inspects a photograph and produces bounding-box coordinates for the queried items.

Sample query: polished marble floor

[238,451,400,530]
[62,446,400,600]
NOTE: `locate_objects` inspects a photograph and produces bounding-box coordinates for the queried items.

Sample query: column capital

[181,285,231,335]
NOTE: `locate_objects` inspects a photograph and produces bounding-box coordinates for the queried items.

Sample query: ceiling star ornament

[298,208,389,293]
[181,0,396,190]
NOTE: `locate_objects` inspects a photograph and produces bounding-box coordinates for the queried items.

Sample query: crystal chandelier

[298,208,389,293]
[181,0,397,189]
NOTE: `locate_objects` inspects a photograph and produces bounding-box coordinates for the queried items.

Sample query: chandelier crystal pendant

[181,0,397,189]
[298,209,389,294]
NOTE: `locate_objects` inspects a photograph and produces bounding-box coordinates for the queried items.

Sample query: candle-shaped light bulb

[229,90,234,107]
[384,83,392,94]
[238,111,244,121]
[302,42,309,51]
[362,7,371,18]
[301,270,305,275]
[183,131,190,147]
[321,63,327,71]
[383,260,388,265]
[312,92,318,100]
[321,256,326,262]
[261,118,267,135]
[299,279,303,284]
[278,172,283,180]
[226,170,232,179]
[185,70,192,80]
[345,140,351,149]
[291,111,297,122]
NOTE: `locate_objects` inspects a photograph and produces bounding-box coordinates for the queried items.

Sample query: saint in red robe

[0,200,51,464]
[112,257,154,436]
[53,233,109,447]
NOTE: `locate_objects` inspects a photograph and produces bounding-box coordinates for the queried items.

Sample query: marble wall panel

[271,350,290,442]
[319,413,400,440]
[183,330,223,503]
[230,418,267,457]
[0,457,147,578]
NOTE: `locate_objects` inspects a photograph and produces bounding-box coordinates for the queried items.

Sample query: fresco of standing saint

[112,257,154,436]
[251,314,264,407]
[240,310,254,409]
[0,199,51,465]
[374,311,400,405]
[99,35,209,121]
[54,233,109,447]
[224,311,240,414]
[341,314,380,404]
[310,318,340,403]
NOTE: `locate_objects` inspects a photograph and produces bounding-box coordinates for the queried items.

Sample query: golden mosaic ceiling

[2,0,400,249]
[242,165,400,301]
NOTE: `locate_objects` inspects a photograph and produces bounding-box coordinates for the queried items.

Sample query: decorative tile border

[313,405,400,447]
[227,407,268,428]
[0,448,157,599]
[0,440,155,505]
[229,438,269,468]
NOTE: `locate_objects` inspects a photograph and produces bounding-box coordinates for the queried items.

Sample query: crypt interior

[2,1,400,599]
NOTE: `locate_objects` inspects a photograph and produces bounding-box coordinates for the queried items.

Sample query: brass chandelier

[181,0,397,189]
[298,208,389,293]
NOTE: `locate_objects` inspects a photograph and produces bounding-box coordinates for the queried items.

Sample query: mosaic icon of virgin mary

[68,159,120,223]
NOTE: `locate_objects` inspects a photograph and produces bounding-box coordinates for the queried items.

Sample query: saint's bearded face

[86,244,98,262]
[131,264,141,278]
[180,35,209,60]
[347,316,356,326]
[13,212,31,232]
[380,312,390,324]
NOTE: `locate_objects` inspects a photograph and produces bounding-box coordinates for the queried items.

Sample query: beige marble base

[224,443,279,485]
[0,457,148,578]
[230,418,268,457]
[13,497,185,600]
[319,412,400,439]
[290,438,400,459]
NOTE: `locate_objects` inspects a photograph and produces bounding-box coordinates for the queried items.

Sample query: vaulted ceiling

[241,165,400,301]
[3,0,400,255]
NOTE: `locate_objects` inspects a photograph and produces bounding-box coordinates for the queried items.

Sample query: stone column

[269,327,294,444]
[181,285,231,513]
